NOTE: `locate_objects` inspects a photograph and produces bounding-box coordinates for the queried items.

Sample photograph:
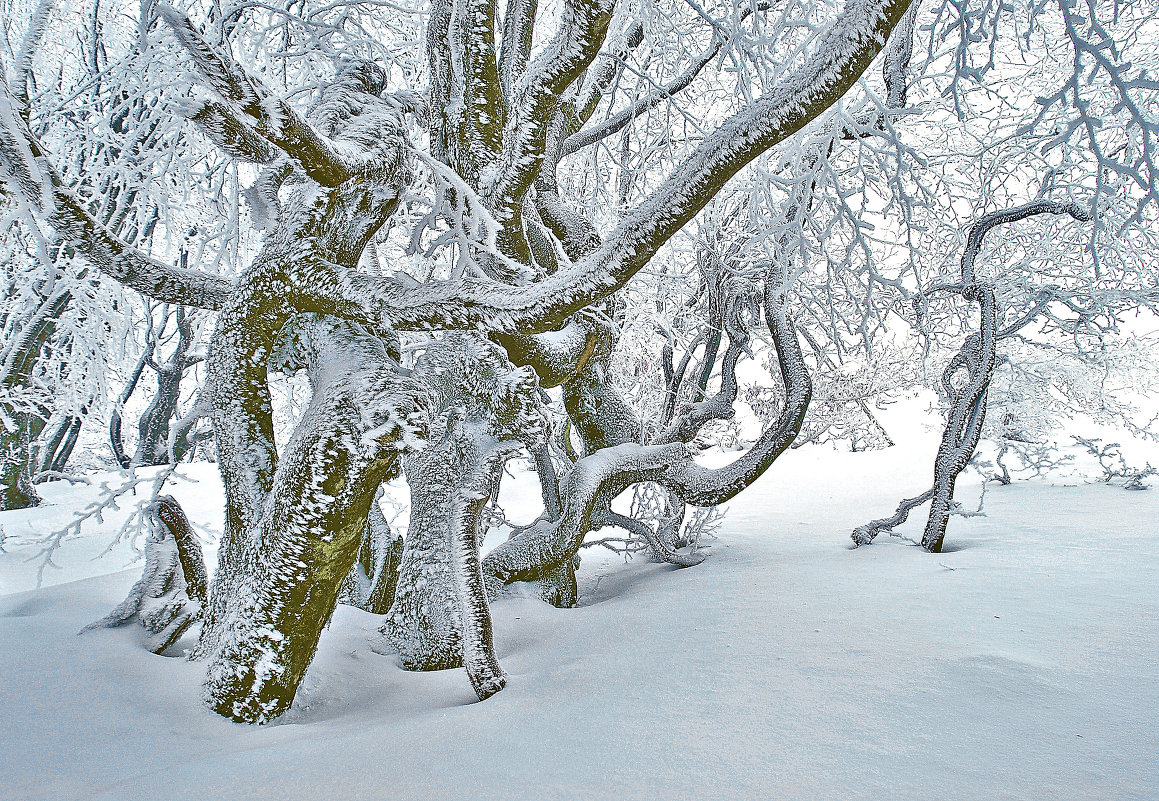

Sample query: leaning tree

[3,0,1157,724]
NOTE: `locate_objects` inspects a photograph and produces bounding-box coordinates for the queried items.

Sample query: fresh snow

[1,412,1156,800]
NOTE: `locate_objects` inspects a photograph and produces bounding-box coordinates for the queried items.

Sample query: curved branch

[960,200,1092,284]
[605,510,705,567]
[851,488,934,545]
[159,5,395,187]
[662,267,811,506]
[484,0,616,257]
[481,441,687,594]
[346,0,916,335]
[0,87,233,309]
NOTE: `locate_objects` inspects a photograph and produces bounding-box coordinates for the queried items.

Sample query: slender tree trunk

[134,307,195,466]
[921,289,996,552]
[339,490,404,614]
[0,411,42,509]
[0,289,70,509]
[38,412,84,474]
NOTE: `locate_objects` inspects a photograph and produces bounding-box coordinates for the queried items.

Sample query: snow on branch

[0,82,234,309]
[340,0,916,336]
[482,0,616,258]
[158,5,399,187]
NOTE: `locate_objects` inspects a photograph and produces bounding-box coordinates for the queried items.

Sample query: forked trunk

[198,317,420,723]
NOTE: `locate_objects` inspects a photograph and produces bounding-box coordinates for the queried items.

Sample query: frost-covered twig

[27,464,182,587]
[1072,435,1157,490]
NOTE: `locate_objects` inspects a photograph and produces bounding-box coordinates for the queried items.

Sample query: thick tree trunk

[384,336,544,673]
[199,317,419,723]
[385,438,481,670]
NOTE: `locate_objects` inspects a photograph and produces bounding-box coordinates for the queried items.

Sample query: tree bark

[85,495,207,654]
[199,317,422,723]
[384,336,544,675]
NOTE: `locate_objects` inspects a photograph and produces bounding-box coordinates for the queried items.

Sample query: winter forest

[0,0,1156,796]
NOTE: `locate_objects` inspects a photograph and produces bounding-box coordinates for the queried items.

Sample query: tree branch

[347,0,915,334]
[159,5,393,187]
[484,0,616,258]
[0,86,234,309]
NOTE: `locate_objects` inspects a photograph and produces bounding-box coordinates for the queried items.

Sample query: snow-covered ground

[1,413,1157,800]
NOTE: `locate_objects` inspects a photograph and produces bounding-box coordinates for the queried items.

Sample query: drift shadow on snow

[575,557,695,607]
[0,596,48,617]
[843,536,977,552]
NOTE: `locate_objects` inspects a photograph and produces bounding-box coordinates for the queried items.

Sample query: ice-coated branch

[342,0,915,335]
[10,0,54,117]
[0,84,234,310]
[922,201,1090,551]
[109,313,160,468]
[533,185,602,262]
[657,322,749,445]
[483,0,616,257]
[662,265,811,506]
[881,0,919,110]
[483,263,809,597]
[572,21,644,125]
[850,488,935,545]
[559,0,791,157]
[159,5,398,187]
[605,509,705,567]
[498,0,537,97]
[959,201,1092,285]
[426,0,504,187]
[597,0,914,265]
[494,318,601,388]
[187,100,281,164]
[920,286,996,552]
[481,440,689,604]
[661,331,704,425]
[560,31,724,157]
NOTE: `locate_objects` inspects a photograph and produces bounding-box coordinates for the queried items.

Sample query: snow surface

[1,414,1157,800]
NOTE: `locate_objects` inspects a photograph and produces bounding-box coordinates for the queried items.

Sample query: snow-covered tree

[2,0,1157,724]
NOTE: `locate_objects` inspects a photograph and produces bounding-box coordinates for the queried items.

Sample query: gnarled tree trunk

[385,335,544,671]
